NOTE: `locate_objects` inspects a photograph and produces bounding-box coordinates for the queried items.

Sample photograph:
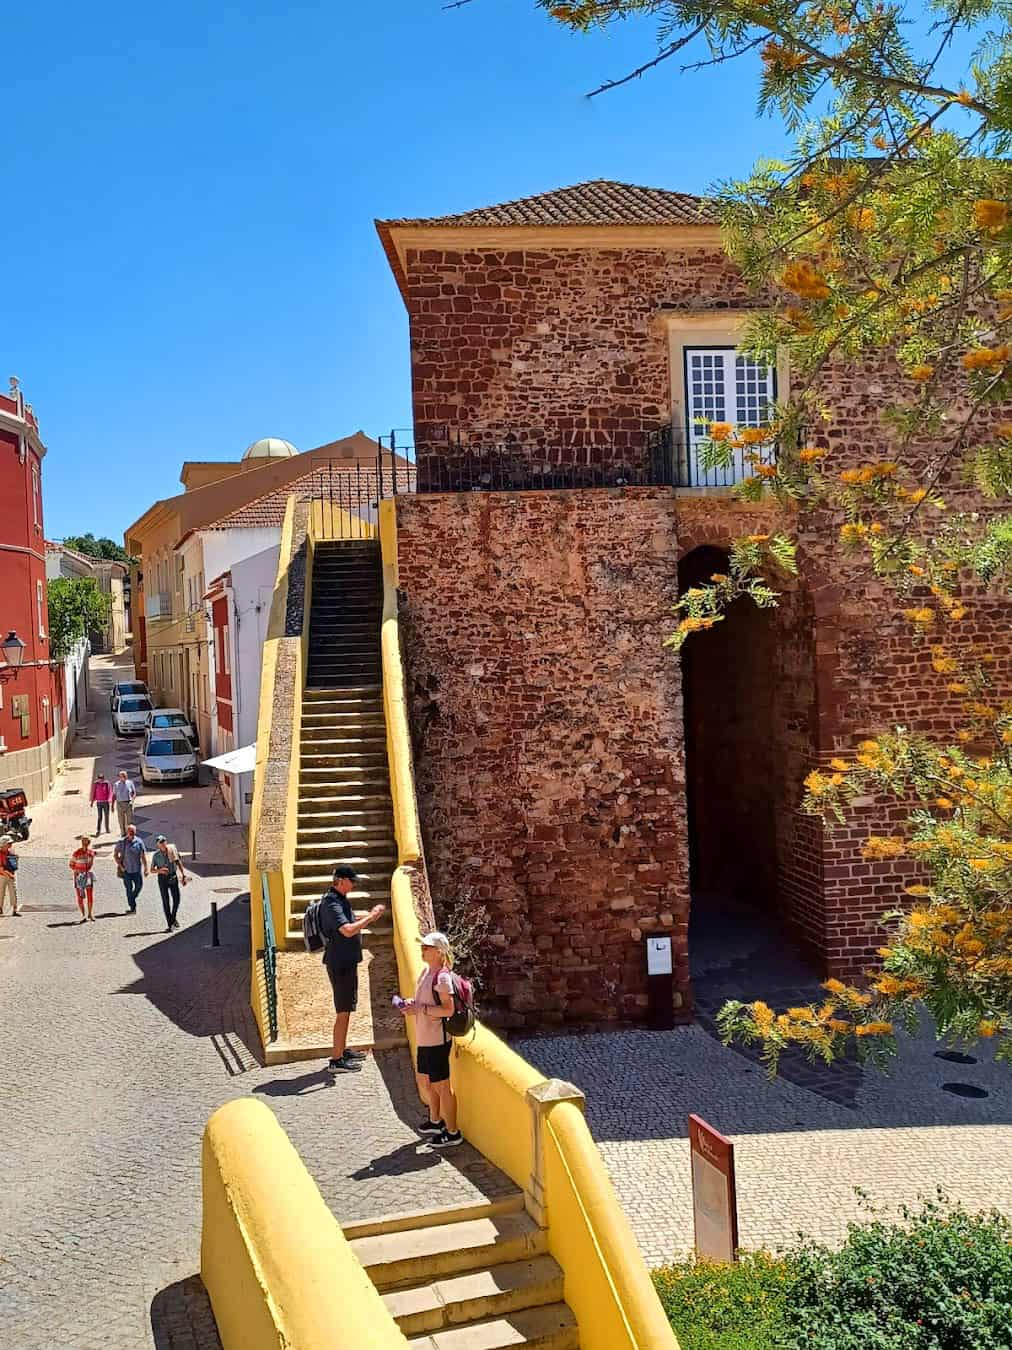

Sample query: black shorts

[416,1042,452,1084]
[327,964,359,1014]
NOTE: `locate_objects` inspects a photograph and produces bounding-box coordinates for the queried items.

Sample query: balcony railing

[375,426,777,494]
[145,592,173,621]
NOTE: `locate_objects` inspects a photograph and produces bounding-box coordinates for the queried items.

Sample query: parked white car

[146,707,198,748]
[140,729,199,786]
[113,694,154,736]
[110,680,148,710]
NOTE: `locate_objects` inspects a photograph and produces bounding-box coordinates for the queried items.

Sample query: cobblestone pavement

[0,656,511,1349]
[523,899,1012,1266]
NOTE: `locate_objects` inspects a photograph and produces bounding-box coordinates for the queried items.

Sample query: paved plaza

[2,654,1009,1346]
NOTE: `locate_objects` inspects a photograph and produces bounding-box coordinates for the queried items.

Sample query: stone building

[375,178,1012,1027]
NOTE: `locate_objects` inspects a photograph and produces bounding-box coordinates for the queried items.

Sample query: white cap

[419,931,450,953]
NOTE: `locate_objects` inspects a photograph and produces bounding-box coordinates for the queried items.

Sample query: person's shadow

[253,1069,333,1098]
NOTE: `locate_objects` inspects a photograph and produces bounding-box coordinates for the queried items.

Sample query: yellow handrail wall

[545,1103,679,1350]
[248,495,300,985]
[201,1098,407,1350]
[379,499,679,1349]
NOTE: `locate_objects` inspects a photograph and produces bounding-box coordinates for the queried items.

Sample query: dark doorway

[678,546,780,913]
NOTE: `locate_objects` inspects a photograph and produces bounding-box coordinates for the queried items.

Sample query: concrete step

[296,799,393,818]
[350,1213,547,1292]
[291,879,391,900]
[384,1256,566,1339]
[295,839,396,860]
[296,823,395,841]
[299,730,387,746]
[296,786,392,804]
[297,771,390,788]
[301,709,386,724]
[301,691,384,705]
[405,1305,578,1349]
[299,754,388,771]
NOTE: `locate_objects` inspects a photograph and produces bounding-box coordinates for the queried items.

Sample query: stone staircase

[348,1198,579,1349]
[271,539,403,1059]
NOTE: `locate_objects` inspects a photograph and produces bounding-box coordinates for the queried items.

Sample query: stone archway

[678,545,781,913]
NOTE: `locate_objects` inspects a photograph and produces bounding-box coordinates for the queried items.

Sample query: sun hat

[419,931,450,953]
[0,835,13,847]
[155,834,167,843]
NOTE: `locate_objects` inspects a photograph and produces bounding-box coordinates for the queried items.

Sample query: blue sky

[9,2,796,541]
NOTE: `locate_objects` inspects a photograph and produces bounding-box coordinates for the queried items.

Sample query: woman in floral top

[69,835,96,923]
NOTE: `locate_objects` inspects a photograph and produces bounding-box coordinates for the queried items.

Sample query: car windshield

[120,698,152,713]
[147,739,187,757]
[152,714,187,727]
[117,683,145,696]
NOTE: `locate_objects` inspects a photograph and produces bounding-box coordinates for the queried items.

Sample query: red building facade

[0,382,65,803]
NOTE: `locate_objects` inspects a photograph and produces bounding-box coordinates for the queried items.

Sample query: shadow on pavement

[112,894,263,1070]
[253,1068,334,1098]
[349,1139,447,1181]
[150,1275,221,1350]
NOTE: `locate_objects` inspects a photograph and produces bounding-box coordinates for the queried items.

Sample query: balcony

[375,426,777,495]
[145,592,173,621]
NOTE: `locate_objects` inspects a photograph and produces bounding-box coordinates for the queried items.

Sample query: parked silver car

[139,729,199,786]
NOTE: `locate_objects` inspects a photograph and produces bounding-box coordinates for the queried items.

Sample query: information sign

[688,1114,739,1263]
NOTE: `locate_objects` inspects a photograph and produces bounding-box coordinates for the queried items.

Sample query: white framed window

[37,580,46,638]
[683,346,776,487]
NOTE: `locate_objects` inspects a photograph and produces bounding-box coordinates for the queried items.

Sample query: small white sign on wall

[646,936,673,976]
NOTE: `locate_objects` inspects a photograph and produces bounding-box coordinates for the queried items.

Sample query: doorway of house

[678,544,823,1008]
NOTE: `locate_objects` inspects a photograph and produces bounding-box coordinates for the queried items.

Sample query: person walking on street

[114,824,148,913]
[397,931,463,1149]
[90,773,113,835]
[152,834,188,932]
[70,835,97,923]
[0,834,21,917]
[319,864,385,1074]
[113,770,136,834]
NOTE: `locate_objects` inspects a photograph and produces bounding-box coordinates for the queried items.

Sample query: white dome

[243,437,298,461]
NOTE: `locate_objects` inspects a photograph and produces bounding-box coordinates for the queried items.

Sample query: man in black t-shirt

[320,864,386,1074]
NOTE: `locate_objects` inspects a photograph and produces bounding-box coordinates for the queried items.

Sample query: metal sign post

[646,935,675,1030]
[689,1114,739,1263]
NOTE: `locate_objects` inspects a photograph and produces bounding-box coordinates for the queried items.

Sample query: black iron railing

[260,871,278,1043]
[376,428,684,494]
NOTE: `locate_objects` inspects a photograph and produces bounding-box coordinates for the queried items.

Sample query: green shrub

[786,1197,1012,1350]
[652,1250,792,1350]
[653,1198,1012,1350]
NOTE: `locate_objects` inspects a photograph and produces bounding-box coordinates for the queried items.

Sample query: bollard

[211,901,220,947]
[191,828,197,861]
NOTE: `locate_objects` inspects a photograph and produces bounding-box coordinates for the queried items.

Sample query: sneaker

[417,1118,444,1137]
[326,1055,362,1074]
[430,1129,464,1149]
[88,915,96,923]
[11,910,21,917]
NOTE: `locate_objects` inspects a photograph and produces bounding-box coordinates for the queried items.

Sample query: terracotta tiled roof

[377,179,716,229]
[206,465,387,530]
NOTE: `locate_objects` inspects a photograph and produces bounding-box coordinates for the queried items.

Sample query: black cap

[333,864,359,882]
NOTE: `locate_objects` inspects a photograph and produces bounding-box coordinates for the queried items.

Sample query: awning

[202,744,257,774]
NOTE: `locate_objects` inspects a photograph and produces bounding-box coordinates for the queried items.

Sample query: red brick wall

[405,245,752,467]
[398,235,1012,999]
[396,488,691,1026]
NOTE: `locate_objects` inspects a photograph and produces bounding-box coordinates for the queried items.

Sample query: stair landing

[267,942,407,1064]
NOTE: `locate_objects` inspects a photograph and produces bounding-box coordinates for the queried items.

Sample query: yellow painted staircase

[348,1199,579,1349]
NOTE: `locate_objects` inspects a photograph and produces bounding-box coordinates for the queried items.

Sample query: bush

[653,1197,1012,1350]
[652,1250,791,1350]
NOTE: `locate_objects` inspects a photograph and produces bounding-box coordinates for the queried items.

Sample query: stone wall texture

[396,489,691,1025]
[396,236,1012,1009]
[406,244,751,469]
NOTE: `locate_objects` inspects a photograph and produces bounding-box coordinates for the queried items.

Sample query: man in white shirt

[113,770,137,835]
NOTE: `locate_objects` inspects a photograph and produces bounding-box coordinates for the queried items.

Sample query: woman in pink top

[398,931,462,1149]
[69,835,96,922]
[90,773,113,835]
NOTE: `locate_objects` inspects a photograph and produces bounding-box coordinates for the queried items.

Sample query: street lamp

[0,631,26,682]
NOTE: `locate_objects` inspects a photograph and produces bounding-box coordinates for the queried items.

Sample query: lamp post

[0,631,26,683]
